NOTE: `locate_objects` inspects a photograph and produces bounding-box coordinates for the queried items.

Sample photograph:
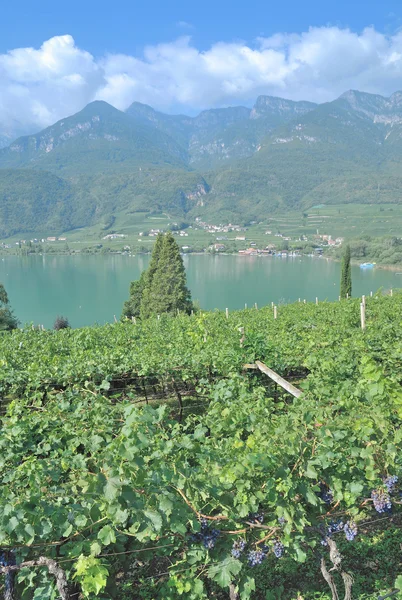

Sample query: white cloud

[3,26,402,135]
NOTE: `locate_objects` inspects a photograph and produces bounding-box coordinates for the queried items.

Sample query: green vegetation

[3,91,402,238]
[0,293,402,598]
[123,232,193,319]
[340,245,352,298]
[332,235,402,266]
[0,282,18,330]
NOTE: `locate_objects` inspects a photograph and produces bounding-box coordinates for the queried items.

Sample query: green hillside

[0,101,188,174]
[2,91,402,237]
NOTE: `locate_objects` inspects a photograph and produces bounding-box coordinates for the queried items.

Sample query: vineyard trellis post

[360,302,366,331]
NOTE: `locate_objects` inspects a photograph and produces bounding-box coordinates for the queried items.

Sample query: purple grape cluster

[278,516,286,525]
[247,546,268,566]
[318,483,334,504]
[383,475,399,493]
[273,541,285,558]
[191,519,220,549]
[0,551,15,594]
[343,521,358,541]
[231,539,246,558]
[327,520,344,535]
[247,512,264,524]
[371,489,392,513]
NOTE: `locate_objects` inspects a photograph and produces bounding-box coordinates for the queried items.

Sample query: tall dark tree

[140,233,165,319]
[340,244,352,299]
[144,232,193,317]
[0,283,18,331]
[121,270,147,320]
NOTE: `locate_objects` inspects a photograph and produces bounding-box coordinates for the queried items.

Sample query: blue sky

[2,0,402,131]
[2,0,402,56]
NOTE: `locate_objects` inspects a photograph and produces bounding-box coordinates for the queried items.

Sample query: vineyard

[0,293,402,599]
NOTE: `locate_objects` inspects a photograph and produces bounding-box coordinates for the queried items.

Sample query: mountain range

[1,89,402,237]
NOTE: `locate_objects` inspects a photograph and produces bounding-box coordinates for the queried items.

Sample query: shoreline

[1,249,402,271]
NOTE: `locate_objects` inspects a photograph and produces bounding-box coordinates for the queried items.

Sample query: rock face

[126,97,317,167]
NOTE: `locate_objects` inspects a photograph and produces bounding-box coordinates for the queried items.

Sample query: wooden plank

[243,363,258,369]
[255,360,302,398]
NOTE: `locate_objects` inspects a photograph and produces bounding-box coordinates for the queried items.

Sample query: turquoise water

[0,254,398,328]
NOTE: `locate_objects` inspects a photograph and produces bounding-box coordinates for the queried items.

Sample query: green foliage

[0,282,18,330]
[122,271,147,320]
[0,294,401,598]
[340,244,352,299]
[142,231,193,317]
[123,232,193,320]
[74,555,109,597]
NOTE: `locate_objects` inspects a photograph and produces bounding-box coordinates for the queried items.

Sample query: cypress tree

[340,244,352,299]
[140,233,165,319]
[0,283,18,330]
[121,270,147,320]
[143,232,193,317]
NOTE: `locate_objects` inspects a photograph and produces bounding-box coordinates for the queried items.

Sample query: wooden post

[315,297,318,305]
[338,295,341,301]
[157,314,160,320]
[274,305,277,319]
[362,295,366,309]
[113,315,117,323]
[245,303,247,310]
[346,293,349,299]
[360,302,366,331]
[132,316,137,324]
[391,289,393,297]
[298,298,301,303]
[225,307,229,319]
[303,299,306,304]
[271,301,274,308]
[370,291,373,297]
[239,327,245,347]
[255,361,302,398]
[255,302,258,310]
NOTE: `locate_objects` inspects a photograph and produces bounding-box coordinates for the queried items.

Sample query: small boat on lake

[360,262,375,269]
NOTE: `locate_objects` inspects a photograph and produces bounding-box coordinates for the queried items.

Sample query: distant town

[0,220,344,257]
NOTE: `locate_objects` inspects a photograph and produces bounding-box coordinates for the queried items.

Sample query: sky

[2,0,402,132]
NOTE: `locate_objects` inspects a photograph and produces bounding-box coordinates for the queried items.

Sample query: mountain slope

[126,96,317,168]
[0,170,76,237]
[0,101,188,174]
[2,90,402,237]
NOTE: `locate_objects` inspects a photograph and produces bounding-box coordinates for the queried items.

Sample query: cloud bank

[2,26,402,132]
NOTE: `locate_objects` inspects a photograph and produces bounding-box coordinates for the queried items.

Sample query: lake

[0,254,398,328]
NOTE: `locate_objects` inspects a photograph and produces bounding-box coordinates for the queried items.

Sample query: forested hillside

[2,90,402,236]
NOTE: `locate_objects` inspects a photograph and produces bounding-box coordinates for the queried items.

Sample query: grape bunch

[231,539,246,558]
[247,512,264,524]
[318,483,334,504]
[190,519,220,549]
[273,541,285,558]
[278,516,286,525]
[343,521,358,541]
[0,551,15,594]
[247,546,268,566]
[383,475,399,493]
[327,520,344,535]
[371,489,392,513]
